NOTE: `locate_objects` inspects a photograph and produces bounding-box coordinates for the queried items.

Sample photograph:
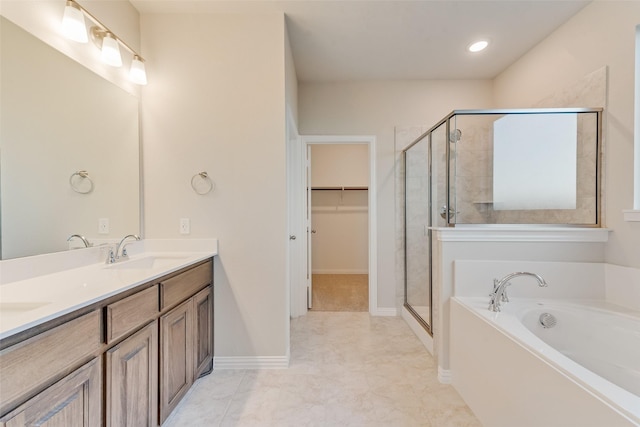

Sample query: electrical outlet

[98,218,109,234]
[180,218,190,235]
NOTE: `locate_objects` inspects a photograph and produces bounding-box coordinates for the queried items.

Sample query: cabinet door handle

[289,235,296,240]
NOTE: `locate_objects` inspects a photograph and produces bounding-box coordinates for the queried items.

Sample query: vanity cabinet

[0,258,214,427]
[106,321,158,427]
[105,285,160,427]
[0,357,102,427]
[193,286,213,379]
[159,300,193,423]
[158,261,213,424]
[0,310,102,417]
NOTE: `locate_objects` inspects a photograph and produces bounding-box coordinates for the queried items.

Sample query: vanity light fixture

[61,0,147,84]
[97,31,122,67]
[468,40,489,53]
[61,0,87,43]
[129,55,147,85]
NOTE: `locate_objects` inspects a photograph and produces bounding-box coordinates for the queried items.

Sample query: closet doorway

[293,135,377,316]
[309,144,369,311]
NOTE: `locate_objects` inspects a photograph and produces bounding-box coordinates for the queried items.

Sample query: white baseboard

[401,306,433,355]
[438,366,452,384]
[371,307,398,316]
[214,356,290,370]
[311,269,369,275]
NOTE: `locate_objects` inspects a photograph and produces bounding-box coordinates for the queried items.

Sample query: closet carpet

[311,274,368,312]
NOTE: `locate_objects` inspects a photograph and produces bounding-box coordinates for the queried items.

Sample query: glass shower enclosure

[402,108,602,333]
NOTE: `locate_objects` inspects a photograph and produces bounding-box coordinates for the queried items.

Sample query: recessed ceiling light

[468,40,489,53]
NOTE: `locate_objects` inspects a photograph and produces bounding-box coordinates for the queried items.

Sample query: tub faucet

[114,234,140,261]
[489,272,547,312]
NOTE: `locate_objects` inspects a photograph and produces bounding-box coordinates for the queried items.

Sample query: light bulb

[61,1,87,43]
[101,33,122,67]
[130,55,147,85]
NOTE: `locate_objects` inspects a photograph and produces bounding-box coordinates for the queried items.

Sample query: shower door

[404,132,432,332]
[403,121,448,333]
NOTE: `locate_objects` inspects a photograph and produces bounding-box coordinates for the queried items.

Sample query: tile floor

[164,312,481,426]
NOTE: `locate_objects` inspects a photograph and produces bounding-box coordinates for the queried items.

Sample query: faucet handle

[501,282,510,302]
[106,248,116,264]
[488,293,501,312]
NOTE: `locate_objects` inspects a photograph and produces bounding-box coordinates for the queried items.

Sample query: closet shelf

[310,186,368,191]
[312,206,368,213]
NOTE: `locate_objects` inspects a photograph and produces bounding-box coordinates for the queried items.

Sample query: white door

[286,109,306,318]
[306,144,313,309]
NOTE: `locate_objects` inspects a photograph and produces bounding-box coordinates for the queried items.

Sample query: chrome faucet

[488,272,547,312]
[115,234,140,260]
[67,234,91,248]
[106,234,141,264]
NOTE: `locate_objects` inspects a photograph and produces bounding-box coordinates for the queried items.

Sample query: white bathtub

[450,297,640,427]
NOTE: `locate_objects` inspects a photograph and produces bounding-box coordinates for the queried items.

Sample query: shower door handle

[440,205,460,220]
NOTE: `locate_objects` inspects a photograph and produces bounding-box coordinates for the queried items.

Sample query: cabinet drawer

[0,310,101,415]
[106,286,159,344]
[160,260,212,310]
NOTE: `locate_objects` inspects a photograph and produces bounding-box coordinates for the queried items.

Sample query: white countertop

[0,244,217,341]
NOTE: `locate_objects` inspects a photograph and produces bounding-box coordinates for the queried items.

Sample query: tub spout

[488,272,547,312]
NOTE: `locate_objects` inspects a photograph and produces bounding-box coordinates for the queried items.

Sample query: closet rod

[310,186,368,191]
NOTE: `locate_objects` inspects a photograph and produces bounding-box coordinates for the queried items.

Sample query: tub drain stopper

[539,313,557,328]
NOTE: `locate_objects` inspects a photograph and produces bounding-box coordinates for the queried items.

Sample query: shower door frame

[401,107,603,335]
[402,131,434,335]
[439,107,603,227]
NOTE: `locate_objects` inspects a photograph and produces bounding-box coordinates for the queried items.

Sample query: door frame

[296,135,378,316]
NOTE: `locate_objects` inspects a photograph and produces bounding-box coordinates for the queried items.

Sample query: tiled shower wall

[454,67,606,225]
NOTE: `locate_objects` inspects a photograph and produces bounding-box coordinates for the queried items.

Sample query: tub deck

[450,297,640,427]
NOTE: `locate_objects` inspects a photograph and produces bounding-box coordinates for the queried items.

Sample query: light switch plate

[98,218,109,234]
[180,218,190,234]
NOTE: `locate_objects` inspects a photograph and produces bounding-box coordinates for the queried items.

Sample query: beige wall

[285,25,298,126]
[140,13,289,358]
[493,0,640,268]
[299,80,494,308]
[311,144,369,188]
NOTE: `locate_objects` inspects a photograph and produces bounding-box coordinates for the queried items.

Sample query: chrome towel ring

[70,170,94,194]
[191,171,215,195]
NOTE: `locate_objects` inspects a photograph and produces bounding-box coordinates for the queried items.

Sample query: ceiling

[130,0,591,82]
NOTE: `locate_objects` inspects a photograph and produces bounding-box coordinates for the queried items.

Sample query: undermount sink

[0,301,51,312]
[105,255,188,270]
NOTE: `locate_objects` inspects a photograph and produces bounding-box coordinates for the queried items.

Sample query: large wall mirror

[0,16,140,259]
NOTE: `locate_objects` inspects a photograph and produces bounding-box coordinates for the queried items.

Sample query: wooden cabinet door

[193,286,213,379]
[105,321,158,427]
[159,300,193,424]
[0,357,101,427]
